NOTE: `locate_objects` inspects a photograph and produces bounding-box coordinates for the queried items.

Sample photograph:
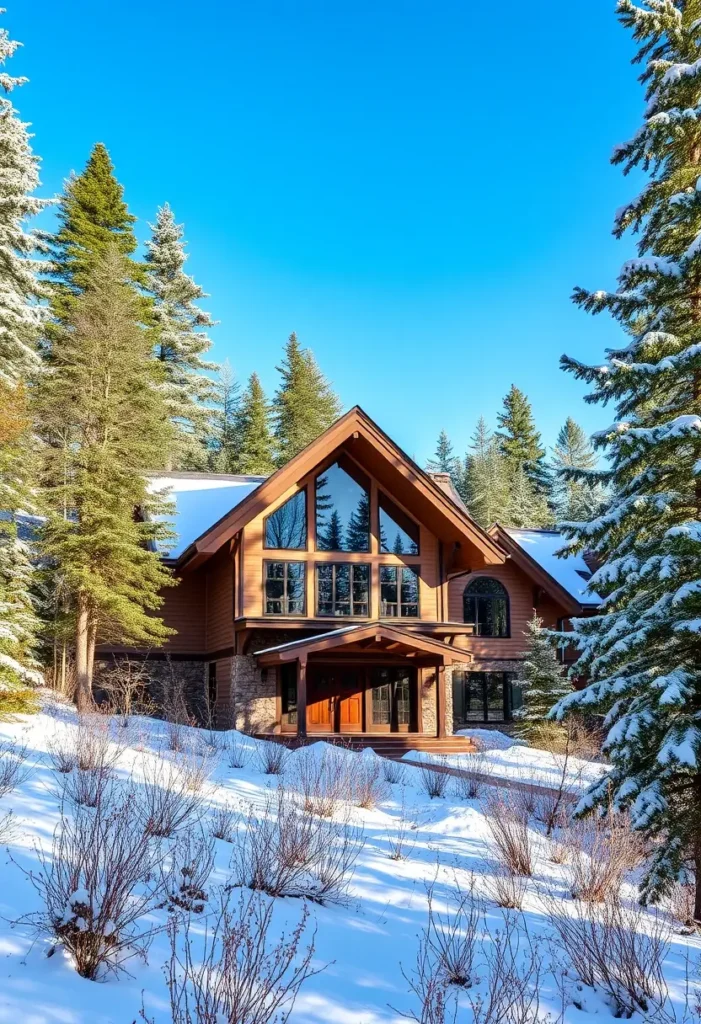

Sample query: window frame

[263,559,307,617]
[379,564,421,618]
[452,670,518,724]
[315,562,370,618]
[263,488,308,551]
[462,576,510,638]
[314,460,371,554]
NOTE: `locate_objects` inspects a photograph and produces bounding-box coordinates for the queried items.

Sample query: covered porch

[255,622,471,741]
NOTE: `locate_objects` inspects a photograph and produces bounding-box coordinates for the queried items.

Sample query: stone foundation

[419,668,455,737]
[94,656,208,723]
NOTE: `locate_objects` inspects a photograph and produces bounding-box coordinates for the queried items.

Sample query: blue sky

[9,1,643,464]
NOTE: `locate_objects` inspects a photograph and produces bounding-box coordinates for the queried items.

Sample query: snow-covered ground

[0,698,698,1023]
[404,731,608,794]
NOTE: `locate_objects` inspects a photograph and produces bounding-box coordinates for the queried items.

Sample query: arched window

[463,577,509,637]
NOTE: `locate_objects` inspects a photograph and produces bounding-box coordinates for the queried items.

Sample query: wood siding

[158,571,206,654]
[205,546,234,653]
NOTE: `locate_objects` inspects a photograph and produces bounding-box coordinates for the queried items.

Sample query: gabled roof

[489,525,601,613]
[255,621,474,665]
[174,407,505,571]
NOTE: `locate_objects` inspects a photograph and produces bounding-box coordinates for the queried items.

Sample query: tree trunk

[74,597,92,711]
[694,775,701,924]
[87,620,97,698]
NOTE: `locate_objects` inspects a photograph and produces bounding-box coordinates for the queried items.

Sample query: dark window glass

[316,563,369,616]
[372,682,391,725]
[452,671,512,724]
[371,667,413,727]
[264,490,307,550]
[380,565,419,617]
[379,492,420,555]
[281,663,297,725]
[315,461,370,552]
[396,674,411,725]
[264,561,306,615]
[463,577,509,637]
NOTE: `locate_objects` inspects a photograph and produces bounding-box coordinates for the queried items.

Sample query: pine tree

[515,613,570,739]
[44,142,144,334]
[208,361,241,472]
[463,418,510,528]
[504,465,552,529]
[235,372,276,475]
[551,1,701,916]
[35,247,175,709]
[320,509,344,551]
[427,430,462,486]
[273,332,341,465]
[496,385,549,493]
[145,203,218,469]
[346,491,370,551]
[0,14,48,702]
[551,417,606,522]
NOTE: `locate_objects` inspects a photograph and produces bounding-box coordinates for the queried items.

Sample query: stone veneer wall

[94,657,208,722]
[420,667,458,737]
[229,654,277,734]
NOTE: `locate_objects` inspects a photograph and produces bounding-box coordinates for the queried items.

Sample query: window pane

[265,490,306,549]
[265,562,305,615]
[463,578,509,636]
[464,673,487,722]
[316,462,370,552]
[372,682,391,725]
[281,663,297,725]
[486,673,505,721]
[401,567,419,616]
[380,566,397,615]
[379,492,419,555]
[352,564,369,615]
[396,673,411,725]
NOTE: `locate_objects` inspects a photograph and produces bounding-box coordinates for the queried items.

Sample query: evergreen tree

[551,417,606,522]
[35,248,175,709]
[551,1,701,916]
[515,613,570,739]
[44,142,144,335]
[235,372,276,475]
[346,491,370,551]
[0,14,48,702]
[321,509,344,551]
[427,429,462,487]
[463,418,510,528]
[144,203,218,469]
[208,361,241,472]
[496,385,549,493]
[504,465,552,529]
[273,332,341,465]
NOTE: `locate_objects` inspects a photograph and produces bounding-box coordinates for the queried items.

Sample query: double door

[306,664,415,733]
[307,667,363,733]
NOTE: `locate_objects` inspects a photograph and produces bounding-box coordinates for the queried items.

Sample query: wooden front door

[307,667,363,733]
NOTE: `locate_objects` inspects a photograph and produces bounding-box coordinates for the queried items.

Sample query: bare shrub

[541,893,670,1017]
[59,764,114,808]
[199,729,223,757]
[226,732,251,769]
[353,756,387,809]
[382,758,406,786]
[256,740,289,776]
[177,753,210,793]
[424,876,482,988]
[484,863,527,910]
[452,751,493,801]
[20,793,170,979]
[230,787,363,906]
[418,760,450,799]
[164,829,215,913]
[466,913,544,1024]
[160,660,197,726]
[166,888,325,1024]
[0,810,18,844]
[210,802,238,843]
[549,839,569,864]
[166,721,188,753]
[293,744,353,817]
[396,939,456,1024]
[0,740,30,796]
[566,808,643,902]
[98,656,156,725]
[47,732,78,773]
[138,758,205,838]
[75,716,123,773]
[387,791,416,861]
[483,794,533,876]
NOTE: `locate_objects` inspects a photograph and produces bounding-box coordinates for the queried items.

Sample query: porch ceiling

[255,621,473,666]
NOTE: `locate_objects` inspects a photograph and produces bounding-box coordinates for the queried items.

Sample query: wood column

[297,656,308,739]
[436,662,447,739]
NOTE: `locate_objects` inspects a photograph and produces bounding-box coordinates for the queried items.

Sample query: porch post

[297,656,308,740]
[436,662,447,740]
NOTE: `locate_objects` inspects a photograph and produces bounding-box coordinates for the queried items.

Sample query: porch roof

[255,621,473,666]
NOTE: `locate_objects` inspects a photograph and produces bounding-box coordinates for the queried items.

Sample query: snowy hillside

[0,699,699,1023]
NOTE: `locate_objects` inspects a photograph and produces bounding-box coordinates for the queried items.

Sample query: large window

[264,561,306,615]
[371,667,413,727]
[264,490,307,550]
[452,671,520,724]
[380,565,420,617]
[316,563,369,617]
[463,577,509,637]
[379,492,420,555]
[315,461,370,552]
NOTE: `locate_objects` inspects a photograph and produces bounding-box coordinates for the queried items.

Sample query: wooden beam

[297,657,307,740]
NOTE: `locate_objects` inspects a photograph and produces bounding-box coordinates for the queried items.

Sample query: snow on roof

[147,472,266,559]
[504,528,601,607]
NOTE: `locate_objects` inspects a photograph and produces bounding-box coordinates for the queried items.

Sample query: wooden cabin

[99,407,599,751]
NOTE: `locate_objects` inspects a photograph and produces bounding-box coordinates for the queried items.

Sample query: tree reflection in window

[463,577,509,637]
[315,461,370,552]
[378,492,419,555]
[264,490,306,549]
